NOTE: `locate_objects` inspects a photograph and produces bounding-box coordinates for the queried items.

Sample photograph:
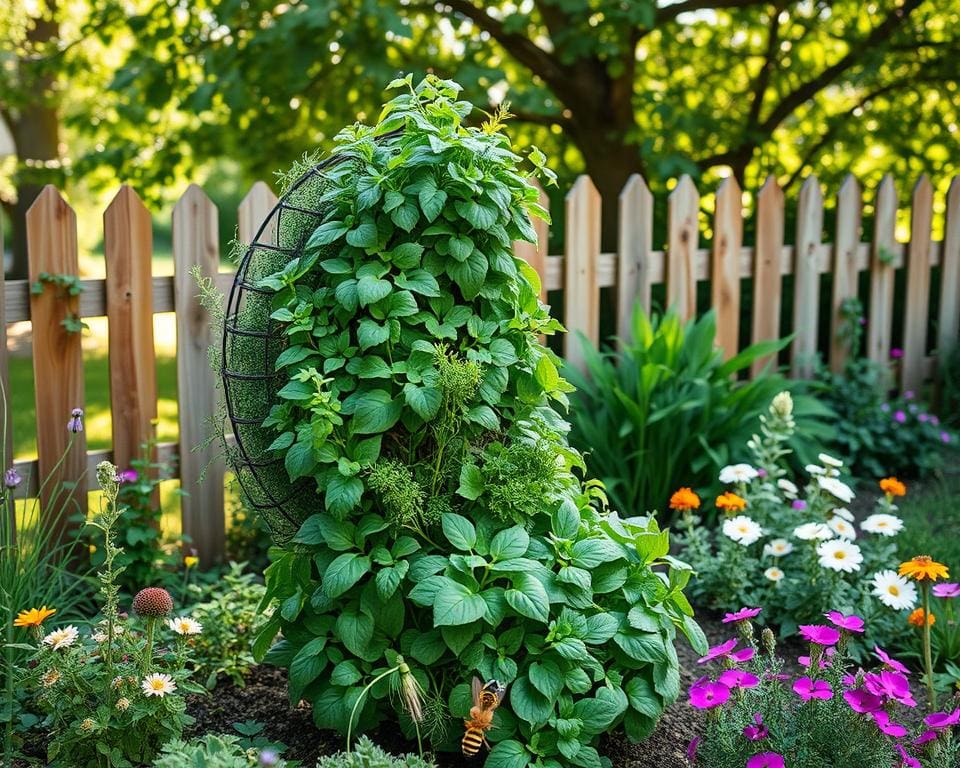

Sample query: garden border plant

[235,75,704,768]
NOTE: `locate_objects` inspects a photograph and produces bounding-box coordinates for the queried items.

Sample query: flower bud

[761,627,776,655]
[771,391,793,418]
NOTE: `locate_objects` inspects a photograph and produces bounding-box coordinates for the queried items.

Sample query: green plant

[317,737,436,768]
[565,307,832,518]
[225,496,275,572]
[18,461,204,766]
[30,272,89,334]
[152,733,289,768]
[186,562,269,689]
[251,76,702,767]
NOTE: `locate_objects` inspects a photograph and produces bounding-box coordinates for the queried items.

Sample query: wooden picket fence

[2,171,958,561]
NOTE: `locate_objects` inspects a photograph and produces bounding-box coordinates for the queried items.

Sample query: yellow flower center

[834,552,846,560]
[149,679,165,690]
[889,586,900,596]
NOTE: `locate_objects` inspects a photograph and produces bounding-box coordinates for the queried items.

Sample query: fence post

[173,185,225,564]
[829,175,862,372]
[104,186,158,476]
[791,175,823,379]
[712,177,743,359]
[939,178,960,375]
[0,216,11,539]
[902,176,933,393]
[751,176,785,377]
[868,175,897,365]
[667,175,699,322]
[563,176,601,373]
[617,174,653,345]
[238,181,279,246]
[513,179,550,304]
[26,186,87,537]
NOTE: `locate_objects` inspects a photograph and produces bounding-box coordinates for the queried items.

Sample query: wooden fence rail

[2,171,958,560]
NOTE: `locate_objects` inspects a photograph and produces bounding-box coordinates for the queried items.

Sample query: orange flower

[13,606,57,629]
[880,477,907,497]
[715,492,747,513]
[899,555,950,582]
[669,487,701,512]
[908,608,935,627]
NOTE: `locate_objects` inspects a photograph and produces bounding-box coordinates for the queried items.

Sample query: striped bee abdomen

[462,728,483,756]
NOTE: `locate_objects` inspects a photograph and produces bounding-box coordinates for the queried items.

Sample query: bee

[462,677,507,757]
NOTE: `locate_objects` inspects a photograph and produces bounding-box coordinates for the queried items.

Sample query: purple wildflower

[872,710,908,737]
[67,408,84,433]
[743,713,768,741]
[697,638,739,664]
[722,607,762,624]
[791,499,807,511]
[933,583,960,599]
[895,745,921,768]
[942,431,952,444]
[924,710,960,729]
[686,737,700,763]
[825,610,865,633]
[799,624,841,647]
[688,679,730,709]
[894,410,907,424]
[746,753,785,768]
[118,469,139,484]
[874,646,910,675]
[793,676,833,701]
[890,348,904,359]
[843,689,884,713]
[3,468,21,489]
[718,669,759,690]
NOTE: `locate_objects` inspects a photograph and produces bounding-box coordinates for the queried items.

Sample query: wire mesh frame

[222,154,350,526]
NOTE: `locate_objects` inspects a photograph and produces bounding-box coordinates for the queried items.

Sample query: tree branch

[655,0,769,25]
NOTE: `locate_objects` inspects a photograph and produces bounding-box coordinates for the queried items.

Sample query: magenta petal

[746,753,785,768]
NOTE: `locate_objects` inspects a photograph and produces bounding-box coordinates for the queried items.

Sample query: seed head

[132,587,173,618]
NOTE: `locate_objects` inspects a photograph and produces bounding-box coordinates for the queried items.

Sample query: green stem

[922,582,936,710]
[346,666,399,754]
[4,605,13,766]
[143,618,156,675]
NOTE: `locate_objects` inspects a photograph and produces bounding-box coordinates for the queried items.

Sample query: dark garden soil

[184,612,746,768]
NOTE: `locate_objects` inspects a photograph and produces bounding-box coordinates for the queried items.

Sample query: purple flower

[894,410,907,424]
[904,390,915,400]
[3,468,21,489]
[743,713,768,741]
[746,753,785,768]
[872,710,908,737]
[730,647,756,663]
[914,730,938,746]
[793,676,833,701]
[118,469,139,484]
[825,610,865,633]
[797,654,828,670]
[688,679,730,709]
[890,347,904,359]
[67,408,84,433]
[718,669,759,690]
[757,468,768,478]
[697,638,739,664]
[843,688,884,713]
[791,499,807,511]
[686,737,700,763]
[799,624,841,647]
[942,431,952,444]
[722,607,762,624]
[895,745,921,768]
[931,415,940,426]
[933,583,960,599]
[875,646,910,676]
[924,710,960,729]
[259,751,280,768]
[918,413,929,423]
[864,671,916,707]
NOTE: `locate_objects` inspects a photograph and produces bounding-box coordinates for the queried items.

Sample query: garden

[4,4,960,768]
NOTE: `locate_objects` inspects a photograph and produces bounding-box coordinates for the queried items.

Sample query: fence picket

[868,175,897,364]
[791,176,824,378]
[830,175,863,372]
[26,187,87,536]
[667,175,700,321]
[938,178,960,369]
[513,179,550,304]
[173,185,225,563]
[902,176,933,392]
[104,186,158,474]
[712,177,743,358]
[238,181,279,246]
[751,176,785,377]
[617,174,653,343]
[0,217,10,473]
[563,176,601,372]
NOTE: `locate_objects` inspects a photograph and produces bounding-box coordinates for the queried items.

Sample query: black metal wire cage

[221,154,348,534]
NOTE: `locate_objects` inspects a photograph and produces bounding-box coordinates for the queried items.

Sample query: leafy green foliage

[315,736,435,768]
[565,307,832,519]
[152,733,289,768]
[253,77,700,766]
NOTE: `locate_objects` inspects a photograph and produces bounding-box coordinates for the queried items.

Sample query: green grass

[895,473,960,571]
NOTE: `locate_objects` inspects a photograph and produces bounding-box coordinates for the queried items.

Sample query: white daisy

[805,464,826,476]
[818,453,844,468]
[763,538,793,557]
[764,566,785,583]
[793,522,833,541]
[719,464,760,485]
[722,515,763,546]
[167,616,203,636]
[871,570,918,610]
[861,513,904,537]
[42,625,79,651]
[816,539,863,573]
[141,672,177,698]
[777,478,799,498]
[827,516,857,540]
[831,507,855,522]
[816,475,855,503]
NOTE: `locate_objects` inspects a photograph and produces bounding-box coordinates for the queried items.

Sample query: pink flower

[791,499,807,511]
[743,713,768,741]
[895,745,921,768]
[689,679,730,709]
[894,410,907,423]
[914,730,938,746]
[825,610,865,633]
[933,583,960,598]
[697,638,739,664]
[872,710,908,737]
[864,671,916,707]
[793,676,833,701]
[874,646,910,675]
[924,710,960,729]
[718,669,759,690]
[118,469,139,483]
[730,647,756,663]
[798,624,841,646]
[686,737,699,763]
[746,753,785,768]
[941,431,951,444]
[844,689,884,713]
[723,607,762,623]
[890,348,904,359]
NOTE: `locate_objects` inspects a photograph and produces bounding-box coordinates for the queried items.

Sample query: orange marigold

[908,608,935,627]
[715,492,747,512]
[899,555,950,582]
[669,487,701,512]
[13,606,57,629]
[880,477,907,497]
